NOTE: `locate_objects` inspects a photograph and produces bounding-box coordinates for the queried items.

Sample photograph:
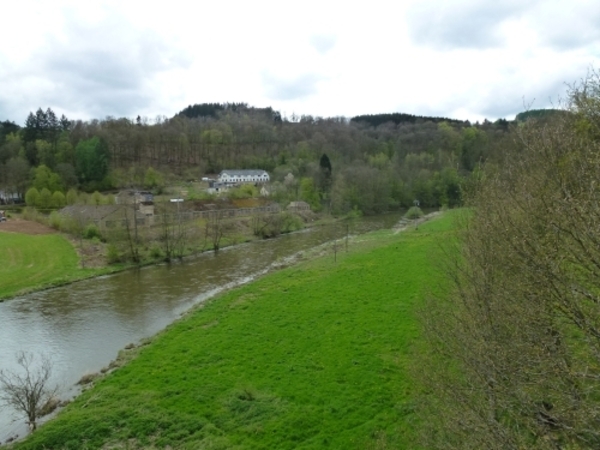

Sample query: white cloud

[0,0,598,124]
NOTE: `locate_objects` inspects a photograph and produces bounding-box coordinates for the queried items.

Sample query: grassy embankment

[0,233,115,301]
[12,211,458,449]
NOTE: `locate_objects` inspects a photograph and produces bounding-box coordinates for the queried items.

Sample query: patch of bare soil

[67,237,107,268]
[0,218,57,235]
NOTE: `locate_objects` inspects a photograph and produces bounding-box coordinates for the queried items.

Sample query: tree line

[0,103,516,214]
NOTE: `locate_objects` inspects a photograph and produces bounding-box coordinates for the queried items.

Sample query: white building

[218,170,270,185]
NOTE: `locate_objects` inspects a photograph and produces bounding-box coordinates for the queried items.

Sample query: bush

[48,211,62,230]
[83,223,102,240]
[404,206,424,220]
[150,246,163,259]
[106,244,121,264]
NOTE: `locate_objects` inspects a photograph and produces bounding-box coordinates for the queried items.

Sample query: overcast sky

[1,0,599,125]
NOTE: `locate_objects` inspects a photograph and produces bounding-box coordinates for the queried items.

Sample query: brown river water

[0,214,401,444]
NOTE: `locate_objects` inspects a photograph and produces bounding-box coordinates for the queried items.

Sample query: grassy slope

[0,233,110,300]
[14,212,457,450]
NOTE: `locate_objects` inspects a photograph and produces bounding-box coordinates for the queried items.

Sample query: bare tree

[0,352,58,431]
[419,73,600,449]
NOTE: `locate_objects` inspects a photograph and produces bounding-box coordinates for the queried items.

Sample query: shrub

[106,244,121,264]
[83,223,101,240]
[150,246,163,259]
[48,211,62,230]
[404,206,424,220]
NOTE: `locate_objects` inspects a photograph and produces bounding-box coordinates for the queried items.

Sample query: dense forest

[0,103,517,214]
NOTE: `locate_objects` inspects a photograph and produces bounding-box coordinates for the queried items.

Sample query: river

[0,214,400,443]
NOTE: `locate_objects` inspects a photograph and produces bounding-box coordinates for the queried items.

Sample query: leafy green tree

[0,133,23,164]
[51,191,66,208]
[300,177,321,210]
[66,188,78,205]
[143,167,164,191]
[75,137,110,186]
[55,163,78,189]
[55,133,75,165]
[32,164,64,193]
[36,140,55,168]
[6,157,30,200]
[38,188,52,209]
[91,191,104,206]
[25,187,40,207]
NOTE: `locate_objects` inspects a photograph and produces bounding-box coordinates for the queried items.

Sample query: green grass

[0,233,112,301]
[13,211,458,449]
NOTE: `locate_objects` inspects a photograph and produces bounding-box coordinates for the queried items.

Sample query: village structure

[208,169,269,194]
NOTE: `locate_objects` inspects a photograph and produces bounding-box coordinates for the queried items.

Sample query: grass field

[0,233,112,301]
[12,211,458,449]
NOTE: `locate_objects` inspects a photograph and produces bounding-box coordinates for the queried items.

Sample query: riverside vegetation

[9,211,456,449]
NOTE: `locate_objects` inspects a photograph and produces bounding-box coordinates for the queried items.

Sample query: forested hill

[351,112,468,127]
[1,104,517,215]
[514,108,565,122]
[177,103,282,123]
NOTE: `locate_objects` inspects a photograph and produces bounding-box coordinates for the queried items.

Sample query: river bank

[0,211,341,302]
[5,211,455,449]
[0,213,407,444]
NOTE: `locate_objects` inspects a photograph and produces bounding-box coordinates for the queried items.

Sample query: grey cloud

[310,34,337,54]
[535,8,600,52]
[19,11,191,119]
[262,72,323,101]
[406,0,532,50]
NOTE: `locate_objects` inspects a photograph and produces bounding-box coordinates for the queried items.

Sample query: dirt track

[0,218,57,235]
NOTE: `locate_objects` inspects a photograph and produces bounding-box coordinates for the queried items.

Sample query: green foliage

[25,187,40,207]
[90,191,104,206]
[228,184,258,199]
[32,164,64,193]
[66,188,78,205]
[14,214,454,449]
[404,206,424,219]
[38,187,53,209]
[515,108,564,122]
[83,224,102,240]
[75,137,110,187]
[143,167,165,192]
[51,191,66,208]
[106,244,122,264]
[300,177,321,211]
[48,211,62,229]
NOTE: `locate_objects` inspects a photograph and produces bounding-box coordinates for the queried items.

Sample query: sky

[1,0,599,125]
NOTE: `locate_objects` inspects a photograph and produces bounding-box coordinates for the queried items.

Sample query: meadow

[0,232,112,301]
[11,211,458,449]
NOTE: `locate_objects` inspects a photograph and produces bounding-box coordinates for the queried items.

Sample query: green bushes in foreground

[14,212,457,449]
